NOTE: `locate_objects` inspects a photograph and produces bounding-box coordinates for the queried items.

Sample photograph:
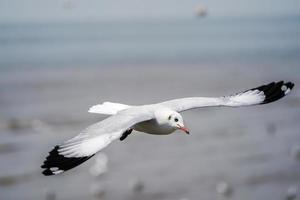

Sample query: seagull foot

[120,129,133,141]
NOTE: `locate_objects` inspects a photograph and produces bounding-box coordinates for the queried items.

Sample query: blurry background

[0,0,300,200]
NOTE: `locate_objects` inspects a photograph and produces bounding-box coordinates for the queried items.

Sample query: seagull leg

[120,129,133,141]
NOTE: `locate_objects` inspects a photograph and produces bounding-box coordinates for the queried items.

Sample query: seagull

[42,81,294,176]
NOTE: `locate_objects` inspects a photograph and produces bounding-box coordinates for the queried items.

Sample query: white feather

[225,90,265,106]
[57,106,155,158]
[58,131,122,157]
[88,102,131,115]
[161,89,266,112]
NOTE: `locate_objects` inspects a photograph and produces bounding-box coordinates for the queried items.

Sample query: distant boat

[195,5,207,17]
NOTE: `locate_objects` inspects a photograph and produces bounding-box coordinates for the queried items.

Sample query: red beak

[178,125,190,134]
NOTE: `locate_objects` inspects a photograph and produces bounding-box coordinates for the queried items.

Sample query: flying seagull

[42,81,294,176]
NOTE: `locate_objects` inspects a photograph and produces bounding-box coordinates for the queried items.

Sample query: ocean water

[0,16,299,69]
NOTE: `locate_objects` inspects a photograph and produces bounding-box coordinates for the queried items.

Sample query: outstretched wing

[41,106,154,176]
[161,81,294,112]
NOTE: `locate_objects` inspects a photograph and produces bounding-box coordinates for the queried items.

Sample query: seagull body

[42,81,294,176]
[133,106,185,135]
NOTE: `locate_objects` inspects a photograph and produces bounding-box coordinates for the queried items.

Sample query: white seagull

[42,81,294,175]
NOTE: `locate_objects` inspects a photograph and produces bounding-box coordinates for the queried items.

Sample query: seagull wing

[160,81,294,112]
[41,106,154,176]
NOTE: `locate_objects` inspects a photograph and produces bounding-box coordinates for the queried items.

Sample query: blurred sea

[0,16,300,200]
[0,16,300,69]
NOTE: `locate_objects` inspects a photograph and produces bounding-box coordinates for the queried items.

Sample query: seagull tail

[41,145,94,176]
[88,101,131,115]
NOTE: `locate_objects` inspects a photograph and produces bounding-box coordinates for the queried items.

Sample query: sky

[0,0,299,22]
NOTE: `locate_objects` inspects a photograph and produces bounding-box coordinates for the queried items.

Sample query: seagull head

[167,112,189,134]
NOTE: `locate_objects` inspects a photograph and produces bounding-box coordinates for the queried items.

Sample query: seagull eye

[174,118,178,122]
[168,116,171,120]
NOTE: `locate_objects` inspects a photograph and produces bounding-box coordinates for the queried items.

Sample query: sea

[0,16,299,70]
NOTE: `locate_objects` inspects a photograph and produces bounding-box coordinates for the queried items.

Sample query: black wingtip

[251,81,294,104]
[286,82,294,90]
[42,168,54,176]
[41,145,94,176]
